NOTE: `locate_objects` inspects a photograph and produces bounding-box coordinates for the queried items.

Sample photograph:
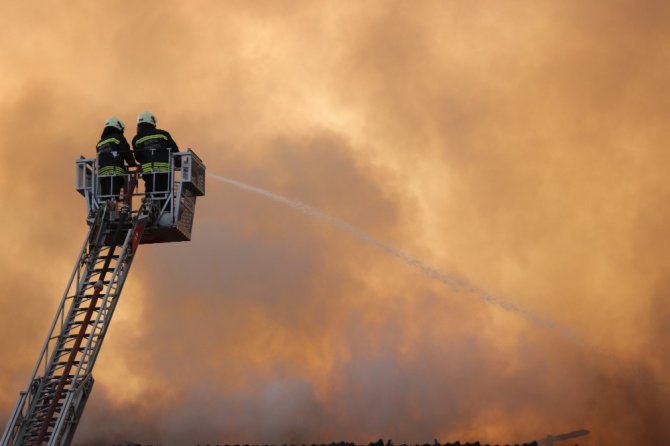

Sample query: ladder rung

[80,292,100,297]
[34,401,63,411]
[54,350,85,359]
[75,306,102,312]
[89,265,113,274]
[92,255,120,263]
[50,374,75,379]
[86,280,111,286]
[54,359,89,367]
[14,216,141,441]
[56,346,86,353]
[37,394,65,410]
[90,265,120,273]
[64,332,92,338]
[62,327,93,335]
[65,321,92,329]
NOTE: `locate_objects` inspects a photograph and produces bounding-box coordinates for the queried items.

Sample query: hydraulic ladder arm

[1,200,151,446]
[2,150,205,446]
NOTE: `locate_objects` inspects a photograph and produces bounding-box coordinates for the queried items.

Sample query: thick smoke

[207,173,582,344]
[1,1,670,445]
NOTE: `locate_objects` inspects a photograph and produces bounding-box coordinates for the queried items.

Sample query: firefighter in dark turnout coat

[132,112,179,211]
[96,117,136,199]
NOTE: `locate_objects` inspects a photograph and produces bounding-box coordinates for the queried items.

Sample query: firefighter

[132,112,180,211]
[96,117,136,201]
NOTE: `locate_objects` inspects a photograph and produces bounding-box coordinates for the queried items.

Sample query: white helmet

[137,111,157,126]
[104,116,125,131]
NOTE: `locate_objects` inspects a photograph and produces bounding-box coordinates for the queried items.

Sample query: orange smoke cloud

[1,1,669,445]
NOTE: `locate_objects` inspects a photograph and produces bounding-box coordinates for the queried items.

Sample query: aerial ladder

[1,150,205,446]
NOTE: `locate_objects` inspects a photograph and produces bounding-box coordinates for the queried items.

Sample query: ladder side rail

[49,210,149,446]
[1,207,109,446]
[0,392,27,446]
[87,205,111,252]
[41,206,111,379]
[32,224,96,380]
[25,285,103,446]
[48,249,130,445]
[80,218,147,374]
[46,391,74,446]
[32,210,125,446]
[69,206,150,382]
[33,287,103,446]
[45,243,111,380]
[63,209,131,382]
[49,375,94,446]
[20,209,102,392]
[68,224,136,383]
[80,260,129,376]
[46,374,89,446]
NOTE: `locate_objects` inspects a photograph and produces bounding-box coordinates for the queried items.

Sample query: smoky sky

[1,1,670,445]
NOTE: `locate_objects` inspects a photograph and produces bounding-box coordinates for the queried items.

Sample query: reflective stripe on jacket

[141,162,170,173]
[132,123,180,169]
[96,137,121,148]
[98,166,127,176]
[136,134,168,145]
[96,126,135,173]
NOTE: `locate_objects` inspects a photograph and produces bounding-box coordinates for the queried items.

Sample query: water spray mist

[208,173,580,344]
